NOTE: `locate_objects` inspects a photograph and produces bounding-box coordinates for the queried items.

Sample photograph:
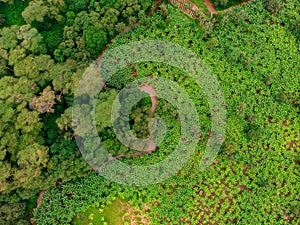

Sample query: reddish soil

[139,84,158,113]
[139,83,158,153]
[170,0,207,20]
[36,189,47,206]
[204,0,217,15]
[55,178,63,186]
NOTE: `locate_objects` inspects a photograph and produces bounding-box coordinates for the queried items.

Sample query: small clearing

[72,198,150,225]
[170,0,207,20]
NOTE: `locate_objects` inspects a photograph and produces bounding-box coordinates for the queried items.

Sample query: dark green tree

[83,27,107,55]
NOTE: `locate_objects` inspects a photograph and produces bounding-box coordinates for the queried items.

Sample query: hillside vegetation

[0,0,299,224]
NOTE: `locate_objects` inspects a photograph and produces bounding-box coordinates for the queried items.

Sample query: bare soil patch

[170,0,207,20]
[204,0,217,15]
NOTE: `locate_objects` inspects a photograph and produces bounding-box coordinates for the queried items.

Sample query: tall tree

[21,0,65,24]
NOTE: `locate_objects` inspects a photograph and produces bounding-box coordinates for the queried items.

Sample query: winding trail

[36,190,47,207]
[204,0,217,15]
[139,84,158,113]
[170,0,207,22]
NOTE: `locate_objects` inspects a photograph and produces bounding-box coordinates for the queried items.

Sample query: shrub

[264,0,281,13]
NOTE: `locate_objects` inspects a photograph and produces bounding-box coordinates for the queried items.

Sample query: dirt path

[170,0,207,22]
[140,84,158,113]
[204,0,217,15]
[36,190,47,207]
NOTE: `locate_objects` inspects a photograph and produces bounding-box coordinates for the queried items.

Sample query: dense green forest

[0,0,299,224]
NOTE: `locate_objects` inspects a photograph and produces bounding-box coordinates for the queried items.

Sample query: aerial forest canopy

[0,0,299,224]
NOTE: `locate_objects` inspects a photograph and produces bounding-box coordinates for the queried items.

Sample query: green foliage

[95,89,118,131]
[83,27,107,55]
[35,2,299,224]
[214,0,228,9]
[21,0,65,24]
[41,22,64,54]
[73,198,147,225]
[66,0,88,13]
[0,14,5,27]
[33,173,112,224]
[264,0,281,13]
[1,1,299,225]
[0,202,30,225]
[105,66,134,89]
[0,18,90,225]
[236,102,246,117]
[129,98,154,139]
[0,0,27,27]
[21,1,48,24]
[220,139,237,156]
[212,0,244,10]
[53,0,155,60]
[245,123,262,140]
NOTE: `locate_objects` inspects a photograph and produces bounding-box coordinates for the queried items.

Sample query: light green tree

[21,0,65,24]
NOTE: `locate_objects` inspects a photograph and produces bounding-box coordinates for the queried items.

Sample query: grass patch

[72,207,105,225]
[72,198,150,225]
[0,0,28,27]
[72,199,128,225]
[101,199,126,225]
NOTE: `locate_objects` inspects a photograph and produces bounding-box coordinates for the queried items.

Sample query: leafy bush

[83,27,107,55]
[264,0,281,13]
